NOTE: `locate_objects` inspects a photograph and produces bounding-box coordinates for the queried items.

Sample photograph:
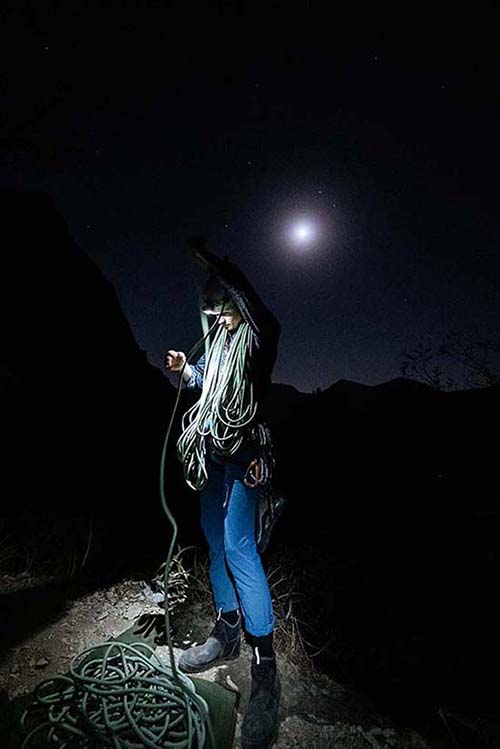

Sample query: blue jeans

[199,444,275,637]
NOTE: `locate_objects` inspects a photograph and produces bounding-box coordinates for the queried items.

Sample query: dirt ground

[0,571,437,748]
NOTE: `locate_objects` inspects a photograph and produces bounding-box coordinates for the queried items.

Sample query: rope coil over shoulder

[176,321,258,492]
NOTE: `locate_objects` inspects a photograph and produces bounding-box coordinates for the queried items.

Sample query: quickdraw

[242,421,286,551]
[243,421,275,488]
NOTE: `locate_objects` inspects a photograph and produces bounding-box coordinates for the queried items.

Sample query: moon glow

[289,219,317,246]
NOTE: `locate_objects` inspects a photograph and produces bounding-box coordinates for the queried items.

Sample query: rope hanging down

[176,320,258,492]
[20,318,223,749]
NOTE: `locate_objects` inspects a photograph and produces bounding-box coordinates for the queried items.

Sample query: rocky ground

[0,571,440,748]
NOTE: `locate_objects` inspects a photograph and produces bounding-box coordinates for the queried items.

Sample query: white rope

[176,321,258,491]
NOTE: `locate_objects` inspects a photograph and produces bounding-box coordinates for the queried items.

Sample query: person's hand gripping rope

[164,350,187,372]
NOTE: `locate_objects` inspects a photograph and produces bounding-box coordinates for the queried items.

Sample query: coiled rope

[20,312,225,749]
[176,319,258,491]
[20,642,211,748]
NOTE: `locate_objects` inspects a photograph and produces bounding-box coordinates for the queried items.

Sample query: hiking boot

[178,608,241,673]
[241,650,281,748]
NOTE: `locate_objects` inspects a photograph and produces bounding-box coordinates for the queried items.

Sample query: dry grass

[2,514,335,684]
[149,545,197,614]
[266,544,336,675]
[0,514,96,593]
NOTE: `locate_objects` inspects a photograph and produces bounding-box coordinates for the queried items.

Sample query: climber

[164,240,281,748]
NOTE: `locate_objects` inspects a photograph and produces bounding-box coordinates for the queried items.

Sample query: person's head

[201,273,243,332]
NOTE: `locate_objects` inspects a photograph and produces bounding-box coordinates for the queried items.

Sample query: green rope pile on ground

[20,642,210,748]
[19,317,223,749]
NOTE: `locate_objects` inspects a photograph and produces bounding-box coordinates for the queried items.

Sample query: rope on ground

[21,641,210,748]
[20,314,220,748]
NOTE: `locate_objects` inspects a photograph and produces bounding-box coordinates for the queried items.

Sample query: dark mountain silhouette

[1,190,200,567]
[1,191,498,739]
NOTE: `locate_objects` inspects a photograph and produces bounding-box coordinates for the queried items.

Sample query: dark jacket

[184,256,280,429]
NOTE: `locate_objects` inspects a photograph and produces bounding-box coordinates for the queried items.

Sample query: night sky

[2,5,499,392]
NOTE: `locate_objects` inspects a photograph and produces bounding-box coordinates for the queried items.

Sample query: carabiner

[243,458,260,488]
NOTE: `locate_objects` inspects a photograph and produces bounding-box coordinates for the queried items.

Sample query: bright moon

[296,224,310,239]
[290,220,316,245]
